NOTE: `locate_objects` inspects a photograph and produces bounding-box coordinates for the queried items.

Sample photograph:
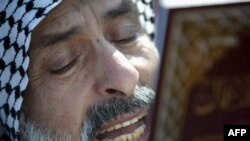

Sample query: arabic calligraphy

[193,74,250,116]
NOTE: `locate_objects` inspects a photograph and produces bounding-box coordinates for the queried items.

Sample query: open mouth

[96,111,148,141]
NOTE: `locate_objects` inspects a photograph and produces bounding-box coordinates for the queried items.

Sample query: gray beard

[20,85,155,141]
[19,116,72,141]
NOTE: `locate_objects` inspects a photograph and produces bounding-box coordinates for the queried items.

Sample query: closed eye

[50,57,78,75]
[112,34,137,44]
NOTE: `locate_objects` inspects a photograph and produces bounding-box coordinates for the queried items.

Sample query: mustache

[81,85,155,141]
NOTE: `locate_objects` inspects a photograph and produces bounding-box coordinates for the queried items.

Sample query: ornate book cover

[152,1,250,141]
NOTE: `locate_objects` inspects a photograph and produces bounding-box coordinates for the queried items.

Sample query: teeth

[100,113,145,134]
[132,131,139,139]
[122,121,130,127]
[130,118,138,125]
[108,127,114,132]
[137,114,145,120]
[110,124,146,141]
[115,124,122,130]
[100,130,106,134]
[121,135,127,141]
[127,134,132,140]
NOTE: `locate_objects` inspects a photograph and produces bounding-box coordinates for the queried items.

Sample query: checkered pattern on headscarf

[0,0,155,140]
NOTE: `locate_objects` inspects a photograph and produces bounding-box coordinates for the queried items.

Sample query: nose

[94,39,139,97]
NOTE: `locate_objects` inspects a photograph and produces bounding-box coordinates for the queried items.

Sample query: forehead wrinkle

[36,9,75,32]
[89,3,101,25]
[36,0,89,32]
[72,0,101,25]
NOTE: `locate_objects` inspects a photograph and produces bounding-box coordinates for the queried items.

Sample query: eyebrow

[42,26,82,47]
[103,0,133,20]
[41,0,133,47]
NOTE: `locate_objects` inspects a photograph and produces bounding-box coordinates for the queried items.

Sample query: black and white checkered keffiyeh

[0,0,155,140]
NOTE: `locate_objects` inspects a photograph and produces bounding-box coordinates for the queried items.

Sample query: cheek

[23,64,96,137]
[129,44,159,86]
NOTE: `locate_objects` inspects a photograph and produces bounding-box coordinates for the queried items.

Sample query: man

[0,0,159,140]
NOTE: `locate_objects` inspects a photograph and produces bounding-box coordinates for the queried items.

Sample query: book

[151,1,250,141]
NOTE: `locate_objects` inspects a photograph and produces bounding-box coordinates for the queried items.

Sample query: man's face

[21,0,159,140]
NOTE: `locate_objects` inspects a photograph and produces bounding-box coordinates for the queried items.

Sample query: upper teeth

[104,124,146,141]
[100,113,145,134]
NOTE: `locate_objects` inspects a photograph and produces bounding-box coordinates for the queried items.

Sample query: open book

[151,1,250,141]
